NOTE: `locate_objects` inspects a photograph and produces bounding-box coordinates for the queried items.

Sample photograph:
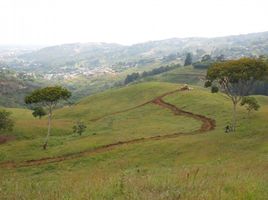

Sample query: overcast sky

[0,0,267,45]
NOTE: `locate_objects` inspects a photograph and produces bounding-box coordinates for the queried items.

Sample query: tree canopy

[206,58,268,97]
[25,86,71,106]
[205,57,268,131]
[184,53,193,66]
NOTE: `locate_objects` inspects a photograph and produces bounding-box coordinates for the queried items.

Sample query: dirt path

[0,89,215,168]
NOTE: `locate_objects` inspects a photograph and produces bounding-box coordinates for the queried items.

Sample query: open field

[141,66,206,86]
[0,82,268,199]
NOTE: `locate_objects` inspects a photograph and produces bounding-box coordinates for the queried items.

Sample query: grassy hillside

[140,65,206,86]
[0,82,267,199]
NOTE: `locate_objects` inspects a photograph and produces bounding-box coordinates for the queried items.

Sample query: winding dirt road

[0,88,215,168]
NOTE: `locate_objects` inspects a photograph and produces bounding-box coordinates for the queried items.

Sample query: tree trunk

[43,106,52,150]
[232,102,237,132]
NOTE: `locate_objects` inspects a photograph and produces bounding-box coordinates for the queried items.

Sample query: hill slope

[5,31,268,74]
[0,82,267,199]
[0,69,40,107]
[2,31,268,107]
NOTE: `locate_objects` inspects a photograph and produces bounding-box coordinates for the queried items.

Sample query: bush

[240,97,260,116]
[73,120,87,136]
[32,107,47,119]
[0,109,14,132]
[211,86,219,93]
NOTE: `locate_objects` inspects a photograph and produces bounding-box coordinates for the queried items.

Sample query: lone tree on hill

[25,86,71,149]
[184,53,193,66]
[240,96,260,117]
[205,58,268,131]
[0,109,14,132]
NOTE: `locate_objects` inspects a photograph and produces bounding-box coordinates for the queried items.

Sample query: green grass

[140,65,206,86]
[2,108,73,139]
[56,82,179,120]
[0,82,268,199]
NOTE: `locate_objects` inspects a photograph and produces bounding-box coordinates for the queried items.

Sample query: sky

[0,0,267,45]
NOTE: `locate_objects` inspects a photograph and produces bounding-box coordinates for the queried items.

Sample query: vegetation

[0,109,14,132]
[2,33,268,108]
[240,96,260,116]
[0,69,40,107]
[1,30,268,199]
[25,86,71,149]
[32,107,47,119]
[252,81,268,95]
[0,82,268,199]
[138,65,206,86]
[124,64,181,85]
[73,120,87,136]
[184,52,193,66]
[192,54,227,69]
[124,73,140,85]
[193,61,213,69]
[9,31,268,76]
[205,58,268,131]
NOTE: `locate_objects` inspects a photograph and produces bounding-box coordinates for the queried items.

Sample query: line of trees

[193,54,225,69]
[124,63,181,85]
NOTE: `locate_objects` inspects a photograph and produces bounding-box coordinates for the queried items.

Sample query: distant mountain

[19,42,124,66]
[4,31,268,74]
[1,31,268,107]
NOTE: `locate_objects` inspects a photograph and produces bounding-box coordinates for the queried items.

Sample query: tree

[184,53,193,66]
[25,86,71,149]
[32,107,47,119]
[216,54,225,62]
[205,58,268,131]
[0,109,14,132]
[201,54,212,62]
[124,73,140,85]
[240,97,260,116]
[73,120,87,136]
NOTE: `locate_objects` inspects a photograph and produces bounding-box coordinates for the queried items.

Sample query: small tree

[216,54,225,62]
[201,54,212,62]
[25,86,71,149]
[205,58,268,131]
[240,97,260,116]
[0,109,14,132]
[32,107,47,119]
[124,72,140,85]
[73,120,87,136]
[184,53,193,66]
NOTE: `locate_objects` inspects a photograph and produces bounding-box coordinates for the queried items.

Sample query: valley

[0,31,268,199]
